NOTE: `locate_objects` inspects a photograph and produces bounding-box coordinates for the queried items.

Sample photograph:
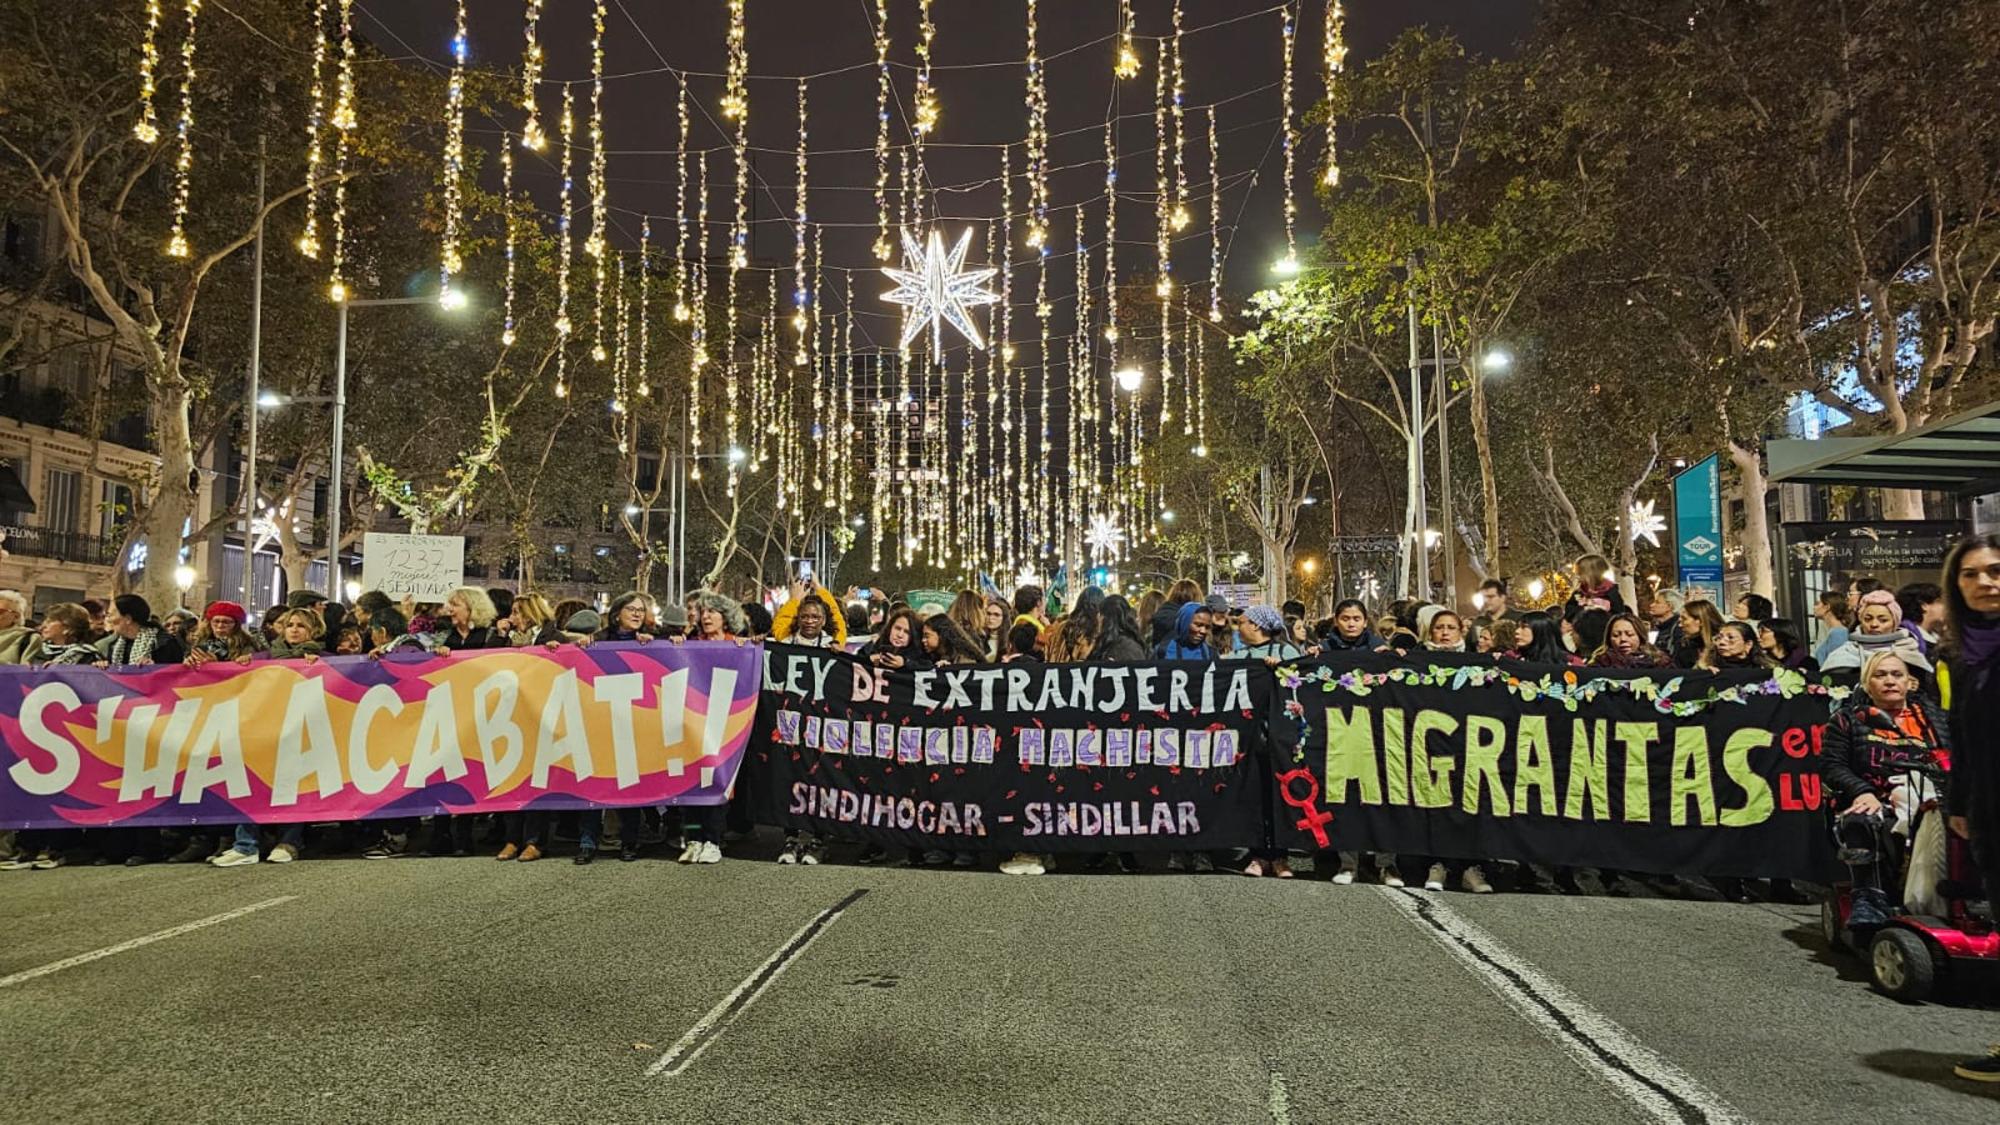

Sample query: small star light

[1085,513,1126,563]
[881,227,1000,352]
[1629,498,1667,548]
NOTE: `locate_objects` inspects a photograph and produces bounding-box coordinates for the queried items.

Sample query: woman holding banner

[437,587,507,652]
[1941,534,2000,1083]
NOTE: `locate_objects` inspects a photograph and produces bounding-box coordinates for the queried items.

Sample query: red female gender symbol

[1276,767,1334,848]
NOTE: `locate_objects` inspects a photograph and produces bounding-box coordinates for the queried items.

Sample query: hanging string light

[1114,0,1140,79]
[1169,0,1190,231]
[872,0,892,260]
[327,0,357,300]
[673,75,691,321]
[1153,26,1171,299]
[1104,115,1119,359]
[501,136,517,346]
[721,0,749,120]
[839,267,856,519]
[163,0,201,259]
[1194,305,1209,455]
[997,149,1016,569]
[913,0,938,136]
[612,255,630,429]
[811,222,825,498]
[296,0,329,258]
[136,0,163,143]
[1279,1,1299,270]
[587,0,610,362]
[637,215,652,397]
[554,85,575,398]
[690,152,709,477]
[1181,293,1196,433]
[1323,0,1346,186]
[438,0,469,306]
[1208,105,1223,323]
[794,78,810,365]
[1023,0,1048,249]
[519,0,547,149]
[724,0,750,272]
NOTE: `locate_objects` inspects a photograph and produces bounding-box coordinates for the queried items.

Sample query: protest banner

[0,642,760,830]
[747,644,1274,852]
[1265,653,1844,881]
[360,532,467,601]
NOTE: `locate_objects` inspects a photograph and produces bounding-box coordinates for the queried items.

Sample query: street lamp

[1272,254,1301,277]
[1114,367,1144,393]
[1160,509,1175,523]
[1481,348,1513,374]
[174,563,197,607]
[1299,557,1318,575]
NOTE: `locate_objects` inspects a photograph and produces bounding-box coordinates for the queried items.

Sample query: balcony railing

[1,525,122,567]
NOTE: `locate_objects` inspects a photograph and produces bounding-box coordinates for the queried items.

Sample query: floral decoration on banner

[1276,661,1851,741]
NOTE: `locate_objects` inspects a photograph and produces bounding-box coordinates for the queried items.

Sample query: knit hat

[1857,588,1902,627]
[1415,603,1446,639]
[565,610,603,634]
[203,600,247,625]
[1243,604,1286,636]
[658,603,688,630]
[1204,594,1234,617]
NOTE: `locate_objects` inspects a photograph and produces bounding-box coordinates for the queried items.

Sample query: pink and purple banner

[0,642,761,830]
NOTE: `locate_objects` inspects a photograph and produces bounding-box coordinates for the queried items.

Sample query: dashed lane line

[1376,887,1749,1125]
[0,896,299,990]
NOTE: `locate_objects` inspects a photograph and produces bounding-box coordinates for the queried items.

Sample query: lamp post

[324,294,465,600]
[174,563,197,609]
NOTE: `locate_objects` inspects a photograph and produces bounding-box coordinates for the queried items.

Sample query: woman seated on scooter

[1820,650,1953,927]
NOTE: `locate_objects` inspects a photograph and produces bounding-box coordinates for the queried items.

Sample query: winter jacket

[28,639,100,666]
[1821,697,1951,807]
[108,625,184,667]
[437,625,505,651]
[1812,625,1851,666]
[1093,633,1149,662]
[1946,653,2000,904]
[859,634,931,670]
[1225,639,1302,663]
[1319,630,1375,653]
[1155,602,1214,661]
[266,638,325,660]
[1563,581,1627,621]
[772,587,849,645]
[1820,629,1933,676]
[1148,599,1190,650]
[0,625,34,665]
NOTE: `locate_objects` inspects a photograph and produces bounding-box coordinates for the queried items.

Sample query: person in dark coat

[1940,534,2000,1083]
[1819,651,1952,928]
[1092,595,1149,662]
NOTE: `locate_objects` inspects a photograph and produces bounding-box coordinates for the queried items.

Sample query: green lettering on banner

[1563,718,1609,821]
[1513,715,1557,817]
[1462,714,1510,817]
[1719,728,1776,827]
[1381,707,1411,806]
[1616,721,1660,824]
[1669,727,1719,827]
[1322,705,1383,805]
[1410,709,1459,809]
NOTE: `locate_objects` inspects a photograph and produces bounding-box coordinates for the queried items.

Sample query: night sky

[358,0,1537,353]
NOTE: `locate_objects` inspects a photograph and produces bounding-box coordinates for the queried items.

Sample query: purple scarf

[1958,614,2000,671]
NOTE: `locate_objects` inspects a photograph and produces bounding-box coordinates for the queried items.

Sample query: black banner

[748,644,1274,852]
[1264,654,1842,881]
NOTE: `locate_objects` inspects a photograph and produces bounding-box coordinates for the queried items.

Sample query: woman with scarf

[184,601,266,668]
[1563,554,1628,620]
[1318,600,1376,656]
[1155,601,1216,661]
[1821,589,1932,683]
[1702,622,1772,672]
[1938,535,2000,1082]
[1756,617,1819,675]
[100,594,185,667]
[1821,651,1952,930]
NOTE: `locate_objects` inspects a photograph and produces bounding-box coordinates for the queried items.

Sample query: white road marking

[647,888,868,1078]
[0,896,298,990]
[1375,887,1747,1125]
[1266,1068,1292,1125]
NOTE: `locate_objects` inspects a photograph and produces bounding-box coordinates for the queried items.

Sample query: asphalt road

[2,838,1996,1124]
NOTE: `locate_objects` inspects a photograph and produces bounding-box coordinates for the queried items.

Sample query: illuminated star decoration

[1629,498,1667,548]
[1085,512,1126,563]
[881,227,1000,352]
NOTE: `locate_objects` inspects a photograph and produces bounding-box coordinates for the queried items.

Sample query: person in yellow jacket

[771,580,847,648]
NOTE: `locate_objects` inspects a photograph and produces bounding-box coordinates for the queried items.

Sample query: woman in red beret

[184,600,267,667]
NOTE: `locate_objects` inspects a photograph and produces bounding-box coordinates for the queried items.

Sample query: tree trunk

[134,380,198,612]
[1467,363,1501,575]
[1728,438,1775,599]
[1880,488,1926,521]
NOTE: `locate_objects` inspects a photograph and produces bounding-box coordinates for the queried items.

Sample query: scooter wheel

[1820,897,1841,949]
[1869,927,1937,1002]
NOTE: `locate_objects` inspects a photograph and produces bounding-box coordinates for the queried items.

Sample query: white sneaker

[1331,869,1356,886]
[999,853,1046,876]
[693,841,723,864]
[1423,863,1447,892]
[777,843,799,865]
[210,849,261,868]
[676,841,700,864]
[267,843,298,864]
[1460,865,1493,894]
[1381,865,1405,888]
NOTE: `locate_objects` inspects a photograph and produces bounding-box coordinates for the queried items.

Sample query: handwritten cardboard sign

[360,532,465,601]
